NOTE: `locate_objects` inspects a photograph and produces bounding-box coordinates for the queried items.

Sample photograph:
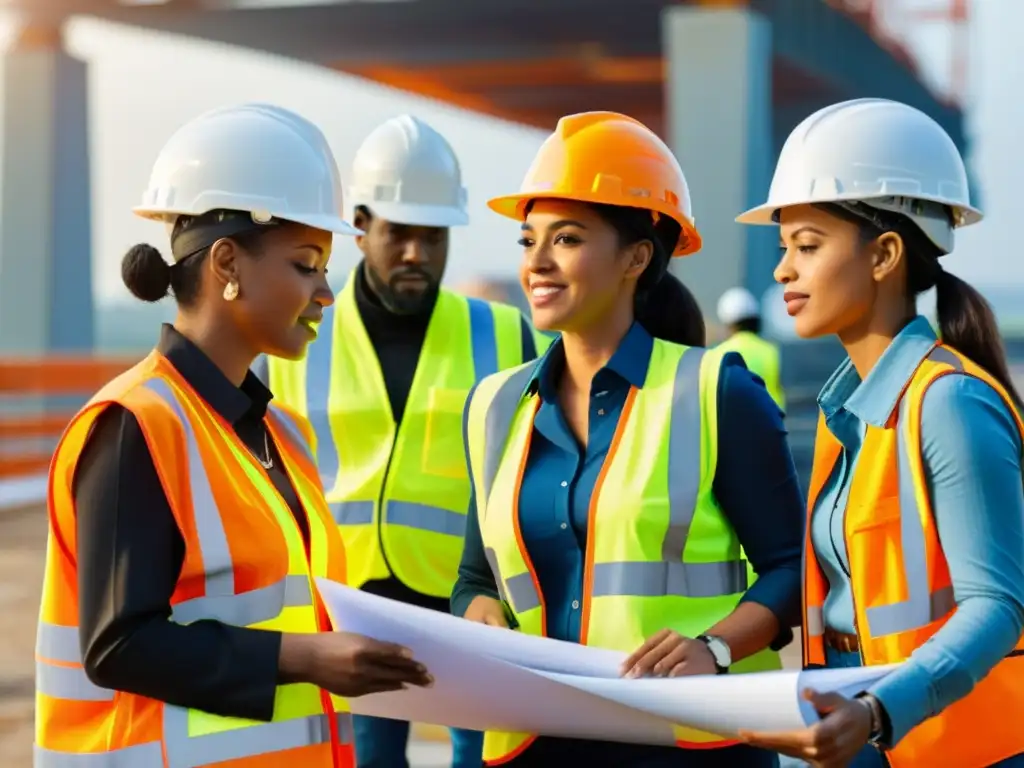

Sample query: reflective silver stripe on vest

[484,546,543,612]
[479,349,747,613]
[481,366,537,503]
[171,574,313,626]
[35,661,113,702]
[805,606,824,638]
[37,622,83,663]
[590,559,747,600]
[330,500,466,537]
[144,378,235,601]
[164,707,353,767]
[267,403,314,466]
[863,346,962,637]
[35,622,114,701]
[33,713,352,767]
[142,380,315,627]
[35,741,164,767]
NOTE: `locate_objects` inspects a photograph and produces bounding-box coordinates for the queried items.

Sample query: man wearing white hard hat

[266,114,544,767]
[715,287,785,411]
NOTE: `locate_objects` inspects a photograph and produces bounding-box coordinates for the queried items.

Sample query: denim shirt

[453,322,805,646]
[810,316,1024,744]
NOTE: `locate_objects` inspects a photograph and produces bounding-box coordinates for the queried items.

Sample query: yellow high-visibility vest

[269,272,534,598]
[465,340,782,764]
[717,331,785,411]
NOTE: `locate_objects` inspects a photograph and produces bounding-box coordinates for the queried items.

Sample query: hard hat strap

[171,209,279,264]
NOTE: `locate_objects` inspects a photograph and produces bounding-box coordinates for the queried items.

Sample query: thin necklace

[253,430,274,470]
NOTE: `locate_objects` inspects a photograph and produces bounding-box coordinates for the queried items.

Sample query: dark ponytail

[588,203,706,347]
[121,243,172,302]
[933,270,1021,406]
[820,201,1022,407]
[634,272,706,347]
[120,210,272,308]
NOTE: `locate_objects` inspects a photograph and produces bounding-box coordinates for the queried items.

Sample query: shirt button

[560,522,568,530]
[560,480,568,487]
[571,600,580,610]
[597,408,605,416]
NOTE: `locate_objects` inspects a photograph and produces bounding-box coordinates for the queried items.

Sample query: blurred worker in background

[736,98,1024,767]
[716,286,786,412]
[264,113,543,768]
[35,104,432,768]
[454,110,805,767]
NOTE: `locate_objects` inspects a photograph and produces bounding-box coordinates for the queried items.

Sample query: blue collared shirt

[810,316,1024,744]
[452,322,804,645]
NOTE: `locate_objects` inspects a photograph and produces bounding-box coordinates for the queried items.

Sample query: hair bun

[121,243,171,303]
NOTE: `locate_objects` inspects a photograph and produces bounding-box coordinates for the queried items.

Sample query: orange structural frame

[0,356,138,478]
[337,54,666,129]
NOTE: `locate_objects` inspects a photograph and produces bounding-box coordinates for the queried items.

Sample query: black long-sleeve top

[74,324,302,721]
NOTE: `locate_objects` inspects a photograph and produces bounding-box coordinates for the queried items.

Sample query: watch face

[705,636,732,667]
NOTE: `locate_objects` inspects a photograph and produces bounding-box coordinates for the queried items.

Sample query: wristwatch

[855,692,886,746]
[696,634,731,674]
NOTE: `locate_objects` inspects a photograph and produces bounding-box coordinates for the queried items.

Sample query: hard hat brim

[488,191,702,257]
[358,200,468,228]
[735,193,984,227]
[133,206,364,237]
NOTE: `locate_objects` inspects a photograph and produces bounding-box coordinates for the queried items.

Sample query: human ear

[870,231,905,284]
[622,240,653,281]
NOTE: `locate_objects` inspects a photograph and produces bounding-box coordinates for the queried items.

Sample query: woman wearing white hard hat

[34,103,432,768]
[735,98,1024,768]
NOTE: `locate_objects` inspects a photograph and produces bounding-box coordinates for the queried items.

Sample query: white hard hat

[349,114,468,228]
[134,103,361,236]
[717,287,760,326]
[736,98,981,254]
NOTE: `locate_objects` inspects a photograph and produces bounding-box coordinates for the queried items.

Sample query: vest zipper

[828,487,851,579]
[376,435,399,577]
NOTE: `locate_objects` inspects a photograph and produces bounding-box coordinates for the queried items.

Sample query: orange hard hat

[488,111,701,256]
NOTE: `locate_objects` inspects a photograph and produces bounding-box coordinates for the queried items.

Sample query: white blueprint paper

[316,579,898,743]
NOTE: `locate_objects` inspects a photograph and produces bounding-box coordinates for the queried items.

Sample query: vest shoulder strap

[466,361,538,505]
[903,343,1024,450]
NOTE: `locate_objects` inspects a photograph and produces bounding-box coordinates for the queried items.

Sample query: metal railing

[0,357,137,502]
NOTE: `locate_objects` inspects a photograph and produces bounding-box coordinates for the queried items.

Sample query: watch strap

[855,692,885,745]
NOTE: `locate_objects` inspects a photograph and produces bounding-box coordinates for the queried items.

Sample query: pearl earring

[223,281,239,301]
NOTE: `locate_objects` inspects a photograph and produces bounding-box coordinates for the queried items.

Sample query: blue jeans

[353,713,483,768]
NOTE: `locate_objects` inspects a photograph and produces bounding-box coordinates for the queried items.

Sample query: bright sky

[0,3,1019,305]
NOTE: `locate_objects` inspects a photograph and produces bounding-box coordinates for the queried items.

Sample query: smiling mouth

[297,318,319,336]
[530,285,565,303]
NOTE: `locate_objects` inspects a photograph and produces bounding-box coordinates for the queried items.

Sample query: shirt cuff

[868,661,935,746]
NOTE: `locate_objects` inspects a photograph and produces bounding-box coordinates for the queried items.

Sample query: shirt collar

[526,321,654,399]
[817,315,937,428]
[157,324,271,425]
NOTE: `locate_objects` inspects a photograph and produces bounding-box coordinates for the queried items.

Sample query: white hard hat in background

[134,103,361,236]
[717,287,761,326]
[349,114,469,228]
[736,98,982,254]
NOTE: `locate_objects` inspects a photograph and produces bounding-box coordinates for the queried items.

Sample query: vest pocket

[422,387,471,480]
[846,495,902,534]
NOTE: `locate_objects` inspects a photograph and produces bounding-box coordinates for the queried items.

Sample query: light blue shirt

[810,316,1024,744]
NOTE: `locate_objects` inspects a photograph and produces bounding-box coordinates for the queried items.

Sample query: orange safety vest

[36,351,355,768]
[803,342,1024,768]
